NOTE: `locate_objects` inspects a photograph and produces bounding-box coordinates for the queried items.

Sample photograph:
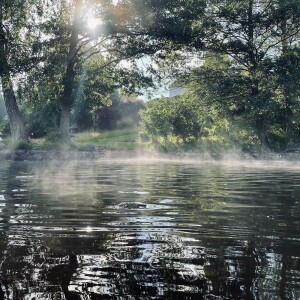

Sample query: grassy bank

[2,129,143,151]
[71,129,141,150]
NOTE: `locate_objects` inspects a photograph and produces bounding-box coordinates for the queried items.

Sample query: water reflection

[0,159,299,299]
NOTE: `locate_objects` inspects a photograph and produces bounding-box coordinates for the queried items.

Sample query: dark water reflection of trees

[0,159,299,299]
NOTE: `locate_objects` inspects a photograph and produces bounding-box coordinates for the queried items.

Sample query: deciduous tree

[0,0,55,140]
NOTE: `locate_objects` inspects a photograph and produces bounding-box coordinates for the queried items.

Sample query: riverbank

[2,147,105,161]
[1,129,300,161]
[0,129,142,160]
[1,146,300,162]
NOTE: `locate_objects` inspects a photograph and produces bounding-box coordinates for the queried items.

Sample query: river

[0,157,299,299]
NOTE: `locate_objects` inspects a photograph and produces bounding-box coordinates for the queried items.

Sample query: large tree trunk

[1,74,26,140]
[59,0,82,143]
[0,4,26,141]
[59,62,76,142]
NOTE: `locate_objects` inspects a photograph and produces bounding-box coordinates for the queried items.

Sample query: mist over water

[0,156,299,299]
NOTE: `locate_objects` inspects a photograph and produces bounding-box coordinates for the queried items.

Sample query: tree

[274,0,300,142]
[72,55,117,130]
[1,0,207,143]
[51,0,208,142]
[0,2,26,140]
[275,48,300,142]
[184,0,300,147]
[140,93,203,147]
[59,0,82,142]
[0,0,57,140]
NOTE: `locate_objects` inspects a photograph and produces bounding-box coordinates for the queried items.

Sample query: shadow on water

[0,158,299,299]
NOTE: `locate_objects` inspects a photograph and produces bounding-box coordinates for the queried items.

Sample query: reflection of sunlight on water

[1,159,300,299]
[68,231,207,297]
[118,190,149,195]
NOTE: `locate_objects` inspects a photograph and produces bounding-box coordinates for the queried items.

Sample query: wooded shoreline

[1,147,300,162]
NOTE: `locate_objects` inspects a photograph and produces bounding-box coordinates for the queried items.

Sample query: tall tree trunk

[59,61,76,142]
[59,0,82,143]
[1,74,26,140]
[0,5,26,141]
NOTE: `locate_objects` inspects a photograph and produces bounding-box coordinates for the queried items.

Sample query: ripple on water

[118,190,150,195]
[0,160,299,299]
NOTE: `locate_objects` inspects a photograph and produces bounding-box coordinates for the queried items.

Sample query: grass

[1,129,144,151]
[71,129,141,150]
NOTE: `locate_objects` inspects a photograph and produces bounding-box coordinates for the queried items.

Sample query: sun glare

[87,17,100,30]
[86,226,92,233]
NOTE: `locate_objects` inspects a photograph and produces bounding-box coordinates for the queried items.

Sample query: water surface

[0,158,299,299]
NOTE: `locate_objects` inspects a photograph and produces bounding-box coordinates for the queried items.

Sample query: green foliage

[45,130,63,143]
[81,56,116,108]
[72,55,117,130]
[140,93,204,149]
[26,101,61,138]
[0,0,51,76]
[39,130,65,149]
[21,53,118,135]
[140,86,264,153]
[186,49,300,150]
[182,0,300,147]
[3,0,300,151]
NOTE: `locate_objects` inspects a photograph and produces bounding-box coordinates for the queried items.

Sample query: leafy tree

[1,0,207,142]
[19,52,115,135]
[188,53,280,146]
[140,86,260,152]
[0,1,27,140]
[50,0,208,142]
[16,33,66,136]
[72,55,117,130]
[140,93,203,147]
[0,0,56,140]
[274,0,300,141]
[183,0,300,147]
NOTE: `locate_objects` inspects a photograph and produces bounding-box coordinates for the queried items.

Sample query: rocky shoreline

[1,143,300,161]
[0,146,106,161]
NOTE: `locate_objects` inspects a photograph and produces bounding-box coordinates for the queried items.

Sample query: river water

[0,157,299,299]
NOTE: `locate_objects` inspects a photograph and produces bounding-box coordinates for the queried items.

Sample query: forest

[1,0,300,153]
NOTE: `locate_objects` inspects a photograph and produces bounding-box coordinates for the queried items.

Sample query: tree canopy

[1,0,300,151]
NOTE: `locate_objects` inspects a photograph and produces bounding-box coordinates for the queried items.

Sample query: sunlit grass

[1,129,145,151]
[72,129,141,150]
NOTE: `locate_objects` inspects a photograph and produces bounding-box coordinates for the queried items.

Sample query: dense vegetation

[1,0,300,153]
